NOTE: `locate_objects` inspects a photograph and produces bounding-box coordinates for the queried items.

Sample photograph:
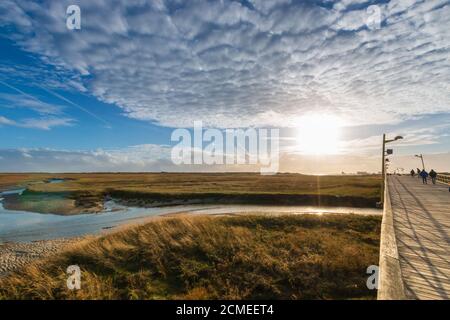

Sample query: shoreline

[1,191,379,216]
[0,213,381,299]
[0,206,381,277]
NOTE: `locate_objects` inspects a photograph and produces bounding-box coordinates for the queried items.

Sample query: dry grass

[22,172,381,197]
[0,173,55,191]
[0,214,381,300]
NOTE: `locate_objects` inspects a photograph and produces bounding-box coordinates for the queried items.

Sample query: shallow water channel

[0,188,380,242]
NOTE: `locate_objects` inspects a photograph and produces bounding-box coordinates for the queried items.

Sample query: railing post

[380,134,386,204]
[436,173,450,186]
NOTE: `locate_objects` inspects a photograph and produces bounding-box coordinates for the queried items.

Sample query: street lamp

[415,154,425,171]
[380,134,403,205]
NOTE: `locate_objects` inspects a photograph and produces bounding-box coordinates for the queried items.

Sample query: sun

[296,114,344,155]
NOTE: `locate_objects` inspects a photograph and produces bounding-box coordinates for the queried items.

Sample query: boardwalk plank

[388,176,450,300]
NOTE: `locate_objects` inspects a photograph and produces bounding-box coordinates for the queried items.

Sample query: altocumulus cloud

[0,0,449,128]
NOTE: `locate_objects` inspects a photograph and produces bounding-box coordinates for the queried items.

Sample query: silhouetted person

[429,169,437,184]
[417,168,421,179]
[410,169,415,177]
[420,169,428,184]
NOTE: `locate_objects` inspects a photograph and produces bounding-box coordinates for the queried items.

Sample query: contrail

[36,84,111,128]
[0,80,111,127]
[0,80,45,106]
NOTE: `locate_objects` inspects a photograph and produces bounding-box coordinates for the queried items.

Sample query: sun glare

[296,114,344,155]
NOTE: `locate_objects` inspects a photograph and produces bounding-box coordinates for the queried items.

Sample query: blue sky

[0,36,172,150]
[0,0,449,173]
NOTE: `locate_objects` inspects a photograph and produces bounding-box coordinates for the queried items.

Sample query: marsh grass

[0,214,381,300]
[0,173,381,214]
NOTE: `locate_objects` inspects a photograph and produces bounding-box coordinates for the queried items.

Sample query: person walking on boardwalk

[410,169,415,177]
[420,169,429,184]
[417,168,421,179]
[429,169,437,184]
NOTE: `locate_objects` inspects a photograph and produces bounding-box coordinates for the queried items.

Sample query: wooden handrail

[436,173,450,184]
[377,177,407,300]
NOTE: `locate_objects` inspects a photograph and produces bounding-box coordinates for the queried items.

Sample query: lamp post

[380,134,403,205]
[415,154,425,171]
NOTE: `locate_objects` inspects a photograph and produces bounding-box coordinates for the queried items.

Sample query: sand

[0,239,77,277]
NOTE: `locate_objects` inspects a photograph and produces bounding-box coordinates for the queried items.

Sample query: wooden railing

[377,177,407,300]
[436,173,450,184]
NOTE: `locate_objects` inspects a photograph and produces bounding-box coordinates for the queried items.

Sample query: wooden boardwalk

[388,175,450,299]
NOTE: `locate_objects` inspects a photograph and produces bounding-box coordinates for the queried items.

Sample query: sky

[0,0,449,174]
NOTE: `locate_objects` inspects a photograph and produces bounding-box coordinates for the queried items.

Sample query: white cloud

[20,117,74,130]
[0,93,64,115]
[339,129,445,155]
[0,115,74,130]
[0,0,449,128]
[1,146,449,174]
[0,116,15,126]
[0,145,173,172]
